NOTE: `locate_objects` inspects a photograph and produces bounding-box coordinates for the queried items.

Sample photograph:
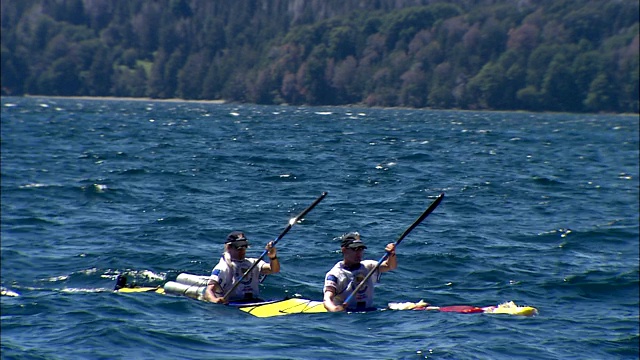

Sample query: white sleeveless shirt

[323,260,380,310]
[209,256,267,301]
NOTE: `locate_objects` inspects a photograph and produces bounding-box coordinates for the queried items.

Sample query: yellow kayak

[115,286,165,294]
[237,298,327,317]
[114,274,538,317]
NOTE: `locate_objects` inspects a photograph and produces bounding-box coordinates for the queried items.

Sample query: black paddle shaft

[223,192,328,301]
[342,193,444,307]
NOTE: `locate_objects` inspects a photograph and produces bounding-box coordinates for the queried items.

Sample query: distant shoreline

[22,95,227,104]
[5,95,637,116]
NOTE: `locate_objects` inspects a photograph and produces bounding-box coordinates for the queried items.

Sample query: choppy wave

[1,98,638,359]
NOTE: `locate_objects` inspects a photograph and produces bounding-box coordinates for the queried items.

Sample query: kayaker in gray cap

[323,232,396,312]
[204,231,279,303]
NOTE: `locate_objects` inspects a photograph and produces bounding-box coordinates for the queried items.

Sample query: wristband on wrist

[269,256,278,260]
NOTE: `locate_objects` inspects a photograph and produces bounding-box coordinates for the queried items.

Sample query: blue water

[1,96,638,360]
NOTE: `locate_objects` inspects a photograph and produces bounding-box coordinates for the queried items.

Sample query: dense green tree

[584,73,617,112]
[40,58,82,96]
[428,62,453,108]
[147,49,169,98]
[162,49,185,98]
[563,6,606,44]
[525,44,558,90]
[330,56,359,104]
[399,63,428,108]
[201,61,222,100]
[466,61,508,109]
[31,16,59,53]
[541,53,581,112]
[177,52,207,99]
[112,65,147,98]
[296,45,332,105]
[326,26,356,60]
[571,51,601,106]
[85,45,113,96]
[1,48,23,95]
[517,86,545,111]
[1,0,637,113]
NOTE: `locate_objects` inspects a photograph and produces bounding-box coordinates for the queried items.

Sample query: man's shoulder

[213,258,231,271]
[326,261,344,273]
[361,259,379,268]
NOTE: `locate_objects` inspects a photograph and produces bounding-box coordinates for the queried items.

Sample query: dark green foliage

[1,0,637,113]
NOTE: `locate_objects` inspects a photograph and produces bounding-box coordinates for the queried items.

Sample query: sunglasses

[232,244,248,250]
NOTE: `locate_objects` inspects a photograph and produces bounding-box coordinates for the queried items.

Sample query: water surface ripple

[1,97,638,359]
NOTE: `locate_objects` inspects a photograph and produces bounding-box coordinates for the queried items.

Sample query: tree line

[1,0,638,113]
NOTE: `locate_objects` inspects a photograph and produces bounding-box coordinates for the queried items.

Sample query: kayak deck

[238,298,327,317]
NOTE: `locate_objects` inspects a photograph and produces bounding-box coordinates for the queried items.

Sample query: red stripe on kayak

[438,305,484,313]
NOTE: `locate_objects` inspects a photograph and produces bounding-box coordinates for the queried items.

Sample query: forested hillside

[2,0,638,113]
